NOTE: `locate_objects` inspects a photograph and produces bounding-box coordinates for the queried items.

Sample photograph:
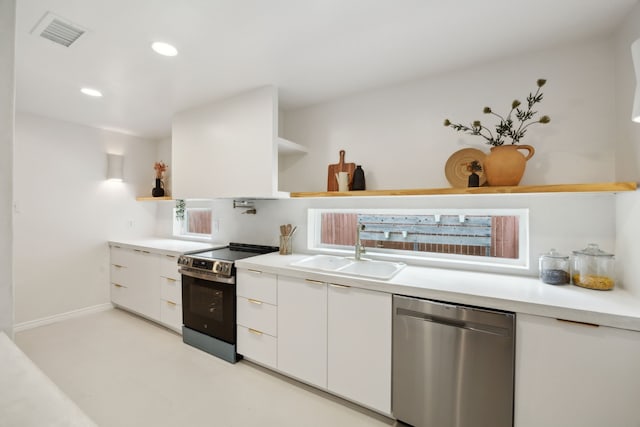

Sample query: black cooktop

[188,242,279,262]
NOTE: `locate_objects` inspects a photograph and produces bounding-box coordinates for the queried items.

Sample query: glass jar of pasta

[571,244,615,290]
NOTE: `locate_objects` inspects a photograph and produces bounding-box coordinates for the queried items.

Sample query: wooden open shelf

[136,196,173,201]
[290,182,637,198]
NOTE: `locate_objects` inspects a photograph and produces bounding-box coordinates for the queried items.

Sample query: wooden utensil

[327,150,356,191]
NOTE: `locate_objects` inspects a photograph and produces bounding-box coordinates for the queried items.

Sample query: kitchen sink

[338,259,406,280]
[290,255,406,280]
[290,254,353,271]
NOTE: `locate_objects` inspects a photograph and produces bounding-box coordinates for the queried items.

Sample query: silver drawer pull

[113,283,125,288]
[247,269,262,275]
[166,301,177,307]
[305,279,324,285]
[165,277,177,282]
[329,283,350,289]
[165,255,176,259]
[248,299,263,305]
[248,328,263,336]
[112,264,124,268]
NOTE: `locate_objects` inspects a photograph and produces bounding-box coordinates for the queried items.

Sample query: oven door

[181,269,236,344]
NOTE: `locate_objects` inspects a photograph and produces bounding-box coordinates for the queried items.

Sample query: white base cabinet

[515,313,640,427]
[158,254,182,332]
[277,276,328,388]
[274,275,392,415]
[327,284,391,414]
[109,245,186,333]
[109,247,159,321]
[236,269,278,369]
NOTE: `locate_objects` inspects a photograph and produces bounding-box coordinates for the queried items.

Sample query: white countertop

[108,238,226,255]
[236,253,640,332]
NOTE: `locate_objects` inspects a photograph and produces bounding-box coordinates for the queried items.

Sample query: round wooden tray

[445,148,487,188]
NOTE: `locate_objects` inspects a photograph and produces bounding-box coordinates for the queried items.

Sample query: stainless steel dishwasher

[392,294,515,427]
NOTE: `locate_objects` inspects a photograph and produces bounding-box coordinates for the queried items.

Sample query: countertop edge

[236,253,640,332]
[108,238,226,255]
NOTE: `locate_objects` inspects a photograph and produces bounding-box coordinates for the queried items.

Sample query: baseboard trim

[13,303,114,332]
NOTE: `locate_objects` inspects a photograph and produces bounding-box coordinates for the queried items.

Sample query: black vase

[152,178,165,197]
[352,165,366,191]
[468,172,480,187]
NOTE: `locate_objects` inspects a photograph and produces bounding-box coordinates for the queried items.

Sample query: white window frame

[173,204,213,241]
[307,208,530,271]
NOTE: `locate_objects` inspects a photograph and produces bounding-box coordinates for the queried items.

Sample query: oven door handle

[179,267,236,285]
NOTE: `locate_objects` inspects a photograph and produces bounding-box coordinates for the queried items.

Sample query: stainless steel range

[178,243,278,363]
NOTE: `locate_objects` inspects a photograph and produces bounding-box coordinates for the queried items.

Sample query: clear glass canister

[539,249,570,285]
[571,243,615,290]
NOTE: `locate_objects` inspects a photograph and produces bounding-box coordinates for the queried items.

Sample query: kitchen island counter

[237,253,640,332]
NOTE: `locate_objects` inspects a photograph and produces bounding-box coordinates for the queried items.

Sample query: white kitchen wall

[0,0,16,337]
[13,113,158,325]
[281,38,616,193]
[154,37,624,280]
[614,3,640,296]
[155,192,615,278]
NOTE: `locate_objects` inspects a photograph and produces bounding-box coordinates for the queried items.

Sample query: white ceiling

[15,0,638,139]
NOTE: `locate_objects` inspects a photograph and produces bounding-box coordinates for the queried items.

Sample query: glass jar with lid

[539,249,570,285]
[571,243,615,290]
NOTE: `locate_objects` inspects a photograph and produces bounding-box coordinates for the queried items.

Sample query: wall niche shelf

[289,182,637,198]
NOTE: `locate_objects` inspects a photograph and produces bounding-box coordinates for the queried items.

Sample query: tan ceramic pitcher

[483,145,535,186]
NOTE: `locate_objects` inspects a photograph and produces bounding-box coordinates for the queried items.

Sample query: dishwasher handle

[396,307,512,337]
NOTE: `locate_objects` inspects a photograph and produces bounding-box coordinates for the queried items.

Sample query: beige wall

[0,0,16,337]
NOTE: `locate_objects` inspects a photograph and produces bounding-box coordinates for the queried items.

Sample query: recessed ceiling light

[151,41,178,57]
[81,87,102,97]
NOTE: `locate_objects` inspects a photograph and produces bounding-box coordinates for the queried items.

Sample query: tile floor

[15,308,395,427]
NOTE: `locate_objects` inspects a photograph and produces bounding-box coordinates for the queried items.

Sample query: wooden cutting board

[327,150,356,191]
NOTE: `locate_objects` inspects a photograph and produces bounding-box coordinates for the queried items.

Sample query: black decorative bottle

[352,165,366,190]
[468,172,480,187]
[152,179,165,197]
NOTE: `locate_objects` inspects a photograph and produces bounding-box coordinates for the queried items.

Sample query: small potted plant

[444,79,551,186]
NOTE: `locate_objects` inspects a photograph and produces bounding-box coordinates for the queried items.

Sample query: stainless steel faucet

[355,223,366,260]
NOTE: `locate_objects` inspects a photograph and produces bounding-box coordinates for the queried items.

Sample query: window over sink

[307,208,529,271]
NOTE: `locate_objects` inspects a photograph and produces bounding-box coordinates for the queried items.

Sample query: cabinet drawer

[159,254,181,281]
[237,325,277,369]
[111,283,130,307]
[160,300,182,332]
[110,246,134,267]
[110,264,130,286]
[237,297,277,336]
[160,276,182,305]
[237,269,277,305]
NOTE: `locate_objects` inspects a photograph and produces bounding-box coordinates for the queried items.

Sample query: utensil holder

[279,235,292,255]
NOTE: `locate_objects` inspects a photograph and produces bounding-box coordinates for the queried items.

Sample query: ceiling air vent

[30,12,87,47]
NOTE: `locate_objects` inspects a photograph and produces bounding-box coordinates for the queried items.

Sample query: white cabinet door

[515,313,640,427]
[128,250,160,321]
[277,276,327,388]
[327,284,392,414]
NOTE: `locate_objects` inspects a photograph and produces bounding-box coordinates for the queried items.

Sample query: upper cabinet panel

[172,86,286,199]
